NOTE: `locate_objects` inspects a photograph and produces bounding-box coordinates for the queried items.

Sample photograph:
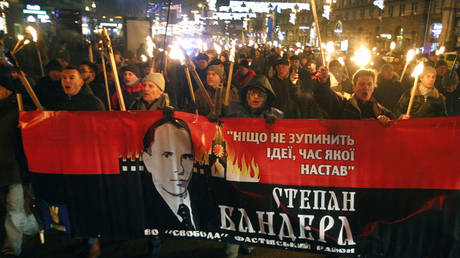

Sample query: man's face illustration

[143,123,194,196]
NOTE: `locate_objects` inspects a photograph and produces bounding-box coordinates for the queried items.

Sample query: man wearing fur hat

[396,66,447,119]
[313,67,395,125]
[194,64,237,116]
[0,64,39,257]
[111,65,143,110]
[128,73,170,110]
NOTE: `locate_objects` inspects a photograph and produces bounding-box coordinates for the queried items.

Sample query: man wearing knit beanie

[396,66,447,119]
[193,64,238,116]
[111,65,143,110]
[128,73,170,111]
[206,64,225,87]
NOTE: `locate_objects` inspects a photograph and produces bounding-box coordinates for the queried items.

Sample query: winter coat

[269,75,300,118]
[111,80,143,110]
[128,93,170,111]
[293,88,327,119]
[373,73,405,112]
[395,87,447,119]
[224,75,283,119]
[233,69,256,89]
[89,79,114,110]
[313,78,395,120]
[55,84,105,111]
[253,55,266,75]
[194,84,238,116]
[0,94,25,188]
[444,88,460,116]
[35,76,66,110]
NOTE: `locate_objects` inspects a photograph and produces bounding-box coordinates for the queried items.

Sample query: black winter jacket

[55,84,105,111]
[395,87,447,119]
[0,94,25,187]
[313,78,395,120]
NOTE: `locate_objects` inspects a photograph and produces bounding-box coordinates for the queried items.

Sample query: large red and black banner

[20,111,459,257]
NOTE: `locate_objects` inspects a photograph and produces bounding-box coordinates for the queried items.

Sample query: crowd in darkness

[0,32,459,258]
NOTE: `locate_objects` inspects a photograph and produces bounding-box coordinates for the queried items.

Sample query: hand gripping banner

[20,111,459,257]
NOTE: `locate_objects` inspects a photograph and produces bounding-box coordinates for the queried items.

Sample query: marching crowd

[0,37,459,258]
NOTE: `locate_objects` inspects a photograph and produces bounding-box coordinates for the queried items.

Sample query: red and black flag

[20,111,459,256]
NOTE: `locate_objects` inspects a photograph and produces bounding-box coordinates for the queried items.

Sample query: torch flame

[435,46,445,56]
[17,35,24,41]
[390,41,396,50]
[351,45,371,67]
[411,61,424,78]
[326,41,334,54]
[146,36,155,58]
[229,41,236,62]
[168,43,185,64]
[338,57,345,66]
[23,40,30,45]
[140,54,147,63]
[213,42,222,55]
[26,26,38,42]
[406,49,415,62]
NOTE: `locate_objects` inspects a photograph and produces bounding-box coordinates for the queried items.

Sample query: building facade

[327,0,459,52]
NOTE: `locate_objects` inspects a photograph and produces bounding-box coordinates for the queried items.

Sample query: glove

[207,112,219,123]
[264,113,277,125]
[163,105,175,120]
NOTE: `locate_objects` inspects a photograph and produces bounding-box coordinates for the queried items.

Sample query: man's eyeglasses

[248,88,267,97]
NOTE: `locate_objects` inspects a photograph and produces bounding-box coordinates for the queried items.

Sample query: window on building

[412,2,417,14]
[400,4,406,16]
[361,8,365,18]
[369,7,374,18]
[389,5,394,17]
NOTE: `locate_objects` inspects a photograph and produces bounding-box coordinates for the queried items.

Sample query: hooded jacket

[55,84,105,111]
[224,75,283,118]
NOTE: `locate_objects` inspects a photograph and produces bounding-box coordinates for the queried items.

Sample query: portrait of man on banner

[142,118,201,231]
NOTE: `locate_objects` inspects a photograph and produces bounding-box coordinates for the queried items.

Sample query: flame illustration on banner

[225,149,260,182]
[209,125,260,182]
